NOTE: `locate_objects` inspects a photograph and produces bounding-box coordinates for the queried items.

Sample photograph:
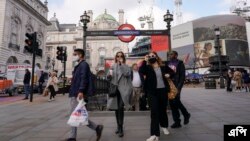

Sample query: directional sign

[86,24,169,43]
[86,30,168,37]
[86,31,113,36]
[140,30,168,36]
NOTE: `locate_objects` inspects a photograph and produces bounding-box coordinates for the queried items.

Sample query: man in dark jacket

[67,49,103,141]
[38,71,45,94]
[23,69,31,100]
[166,51,191,128]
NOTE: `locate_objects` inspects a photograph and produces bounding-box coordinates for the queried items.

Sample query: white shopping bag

[67,99,89,127]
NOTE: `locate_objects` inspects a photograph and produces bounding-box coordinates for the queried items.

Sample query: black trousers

[39,82,44,94]
[149,88,168,136]
[115,90,124,128]
[48,85,56,100]
[227,78,232,91]
[169,91,189,124]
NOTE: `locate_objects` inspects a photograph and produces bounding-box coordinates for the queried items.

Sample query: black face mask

[148,57,157,64]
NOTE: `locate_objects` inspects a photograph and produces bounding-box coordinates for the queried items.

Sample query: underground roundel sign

[117,24,137,43]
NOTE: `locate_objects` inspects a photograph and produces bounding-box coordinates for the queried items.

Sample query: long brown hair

[115,51,126,63]
[148,51,164,66]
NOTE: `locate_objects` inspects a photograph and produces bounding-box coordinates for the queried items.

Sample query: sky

[46,0,238,29]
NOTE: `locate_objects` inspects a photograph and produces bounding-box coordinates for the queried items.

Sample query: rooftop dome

[94,9,117,22]
[50,13,58,22]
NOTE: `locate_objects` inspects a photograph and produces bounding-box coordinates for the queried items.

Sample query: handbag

[42,88,49,97]
[167,79,178,100]
[109,83,118,97]
[108,65,119,97]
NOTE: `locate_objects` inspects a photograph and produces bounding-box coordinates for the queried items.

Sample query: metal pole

[62,47,67,95]
[63,60,66,95]
[30,32,37,102]
[217,35,225,88]
[167,22,172,51]
[83,23,87,53]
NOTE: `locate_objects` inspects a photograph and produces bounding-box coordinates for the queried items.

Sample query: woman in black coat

[139,51,174,141]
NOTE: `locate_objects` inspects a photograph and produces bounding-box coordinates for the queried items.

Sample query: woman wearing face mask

[139,52,174,141]
[107,51,132,137]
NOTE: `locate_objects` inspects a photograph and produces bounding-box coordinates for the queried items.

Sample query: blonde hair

[51,72,57,77]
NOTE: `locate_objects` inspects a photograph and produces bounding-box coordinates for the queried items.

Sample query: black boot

[118,108,124,137]
[115,110,119,134]
[171,122,182,128]
[118,125,124,137]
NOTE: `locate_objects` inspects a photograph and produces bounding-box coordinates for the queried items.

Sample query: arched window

[23,60,31,64]
[6,56,18,64]
[10,18,20,45]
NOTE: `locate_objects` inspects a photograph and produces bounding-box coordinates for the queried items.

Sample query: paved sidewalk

[0,88,250,141]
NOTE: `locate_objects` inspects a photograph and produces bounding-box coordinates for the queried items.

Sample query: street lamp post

[80,11,90,53]
[51,58,55,71]
[164,10,173,52]
[45,56,50,70]
[214,27,225,88]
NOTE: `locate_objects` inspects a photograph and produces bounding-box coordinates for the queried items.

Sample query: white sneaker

[52,98,55,101]
[146,135,159,141]
[48,99,52,102]
[162,128,170,135]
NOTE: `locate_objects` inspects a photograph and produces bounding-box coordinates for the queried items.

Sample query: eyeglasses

[116,55,123,58]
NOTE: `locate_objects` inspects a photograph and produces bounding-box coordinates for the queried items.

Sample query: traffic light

[24,33,35,53]
[36,48,42,57]
[62,47,67,62]
[56,46,63,61]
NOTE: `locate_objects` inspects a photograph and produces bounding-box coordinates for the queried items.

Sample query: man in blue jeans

[67,49,103,141]
[23,69,31,100]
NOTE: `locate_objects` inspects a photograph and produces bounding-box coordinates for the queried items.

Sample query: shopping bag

[42,88,49,97]
[67,100,89,127]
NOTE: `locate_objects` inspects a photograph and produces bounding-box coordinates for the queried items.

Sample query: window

[63,35,67,41]
[98,48,106,66]
[46,46,52,52]
[10,18,19,45]
[85,50,91,65]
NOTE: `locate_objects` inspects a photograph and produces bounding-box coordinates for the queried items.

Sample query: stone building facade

[0,0,50,73]
[46,10,128,76]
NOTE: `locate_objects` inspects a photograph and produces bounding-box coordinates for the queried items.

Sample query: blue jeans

[24,84,30,98]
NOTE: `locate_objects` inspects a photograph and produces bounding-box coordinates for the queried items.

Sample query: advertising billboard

[193,15,247,42]
[225,40,250,66]
[173,44,195,69]
[194,40,225,68]
[151,36,169,52]
[171,22,194,48]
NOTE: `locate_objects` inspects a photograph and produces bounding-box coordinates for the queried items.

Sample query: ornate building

[46,10,128,76]
[0,0,50,72]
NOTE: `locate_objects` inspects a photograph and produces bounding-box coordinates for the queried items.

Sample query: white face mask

[72,55,79,62]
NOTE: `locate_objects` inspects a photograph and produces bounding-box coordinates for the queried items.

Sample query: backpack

[87,71,96,96]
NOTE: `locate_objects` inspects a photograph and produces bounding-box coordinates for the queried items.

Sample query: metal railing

[87,76,110,111]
